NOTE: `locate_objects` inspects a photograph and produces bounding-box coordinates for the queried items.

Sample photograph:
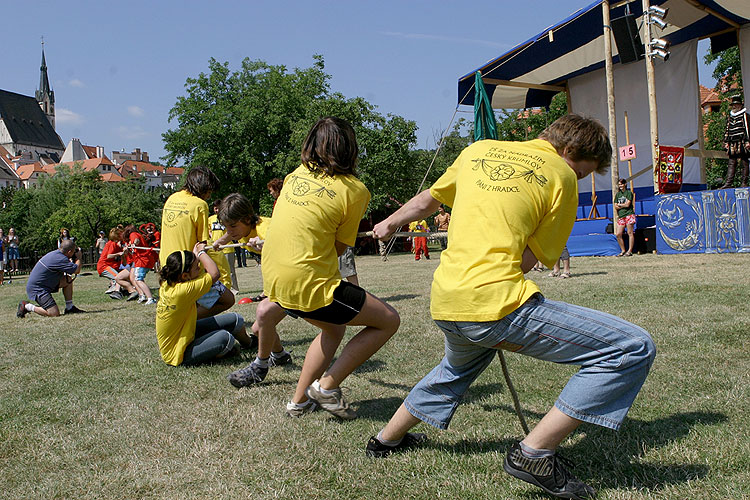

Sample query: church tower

[35,42,55,129]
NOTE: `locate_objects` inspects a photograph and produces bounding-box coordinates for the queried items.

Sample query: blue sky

[4,0,717,164]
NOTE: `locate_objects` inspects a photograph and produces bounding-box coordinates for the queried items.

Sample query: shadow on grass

[574,411,724,490]
[379,294,421,302]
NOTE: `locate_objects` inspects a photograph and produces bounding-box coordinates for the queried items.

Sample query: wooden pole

[603,0,619,223]
[624,111,634,191]
[643,0,660,195]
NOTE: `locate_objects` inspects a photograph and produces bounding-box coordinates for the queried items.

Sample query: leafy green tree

[163,56,419,215]
[703,46,744,188]
[495,92,568,142]
[0,165,170,253]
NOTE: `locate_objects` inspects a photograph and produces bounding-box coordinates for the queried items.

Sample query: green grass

[1,250,749,499]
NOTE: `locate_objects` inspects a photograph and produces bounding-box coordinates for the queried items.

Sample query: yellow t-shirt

[208,249,231,288]
[155,272,213,366]
[208,214,234,255]
[239,216,271,255]
[159,190,210,266]
[429,139,578,322]
[262,165,370,311]
[409,220,429,233]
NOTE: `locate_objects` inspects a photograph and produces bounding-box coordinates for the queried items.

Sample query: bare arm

[194,242,220,283]
[373,190,442,240]
[521,246,539,274]
[334,240,348,256]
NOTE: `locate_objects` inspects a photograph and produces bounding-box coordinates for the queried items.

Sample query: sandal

[548,271,560,277]
[625,252,633,257]
[559,272,571,279]
[616,252,625,257]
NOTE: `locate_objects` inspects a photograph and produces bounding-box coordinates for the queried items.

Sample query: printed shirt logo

[289,174,337,199]
[163,207,189,224]
[472,158,548,187]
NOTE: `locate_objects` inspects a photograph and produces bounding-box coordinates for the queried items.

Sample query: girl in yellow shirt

[155,242,256,366]
[228,117,400,420]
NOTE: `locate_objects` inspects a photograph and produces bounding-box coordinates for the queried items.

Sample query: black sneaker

[365,433,427,458]
[64,305,86,315]
[269,350,292,366]
[17,300,30,318]
[227,362,268,388]
[503,442,596,500]
[109,291,124,300]
[251,294,267,303]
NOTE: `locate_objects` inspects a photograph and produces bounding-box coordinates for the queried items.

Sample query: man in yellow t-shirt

[368,115,656,500]
[159,166,234,318]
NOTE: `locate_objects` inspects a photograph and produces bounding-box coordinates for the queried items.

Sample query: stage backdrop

[568,40,700,196]
[655,187,750,254]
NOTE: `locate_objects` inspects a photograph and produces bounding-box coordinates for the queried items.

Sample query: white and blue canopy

[458,0,750,109]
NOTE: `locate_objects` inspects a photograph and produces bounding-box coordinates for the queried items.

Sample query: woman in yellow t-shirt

[155,242,256,366]
[228,117,400,420]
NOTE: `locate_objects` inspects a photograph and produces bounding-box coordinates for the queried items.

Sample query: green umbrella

[474,71,498,141]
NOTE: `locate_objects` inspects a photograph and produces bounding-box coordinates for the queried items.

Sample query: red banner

[657,146,684,194]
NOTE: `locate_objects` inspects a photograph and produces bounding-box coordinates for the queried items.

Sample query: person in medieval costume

[721,94,750,188]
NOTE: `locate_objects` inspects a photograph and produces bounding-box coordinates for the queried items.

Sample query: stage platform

[568,186,750,256]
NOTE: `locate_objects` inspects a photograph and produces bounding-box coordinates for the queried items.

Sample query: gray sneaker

[305,379,357,420]
[285,399,319,418]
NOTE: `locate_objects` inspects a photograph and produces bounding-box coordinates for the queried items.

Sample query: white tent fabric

[569,40,700,194]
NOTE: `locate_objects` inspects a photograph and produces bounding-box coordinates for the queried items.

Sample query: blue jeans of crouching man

[404,293,656,431]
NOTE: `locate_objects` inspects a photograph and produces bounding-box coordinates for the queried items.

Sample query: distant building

[112,147,150,165]
[117,159,183,189]
[0,47,64,165]
[0,145,22,188]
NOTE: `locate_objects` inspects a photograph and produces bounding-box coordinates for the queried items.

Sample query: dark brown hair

[183,165,220,198]
[300,117,358,177]
[538,114,612,174]
[266,178,284,194]
[159,250,196,286]
[218,193,261,228]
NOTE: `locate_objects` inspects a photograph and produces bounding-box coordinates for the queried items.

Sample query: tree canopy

[0,165,168,252]
[163,56,421,215]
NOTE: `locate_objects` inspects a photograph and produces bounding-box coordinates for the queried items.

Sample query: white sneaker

[145,298,157,305]
[137,295,147,303]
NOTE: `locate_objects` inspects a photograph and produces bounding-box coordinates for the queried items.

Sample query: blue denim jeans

[182,312,244,366]
[404,294,655,431]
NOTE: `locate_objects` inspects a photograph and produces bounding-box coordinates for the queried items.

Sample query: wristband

[196,250,206,259]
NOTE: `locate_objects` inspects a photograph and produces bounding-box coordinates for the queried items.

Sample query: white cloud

[127,106,145,117]
[56,108,85,125]
[116,125,147,140]
[380,31,511,49]
[69,79,85,88]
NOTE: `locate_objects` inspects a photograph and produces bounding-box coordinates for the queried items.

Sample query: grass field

[1,249,749,500]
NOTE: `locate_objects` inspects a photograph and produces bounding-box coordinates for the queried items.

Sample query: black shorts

[281,281,367,325]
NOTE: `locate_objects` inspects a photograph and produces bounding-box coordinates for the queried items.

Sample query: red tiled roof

[165,166,184,175]
[16,162,46,180]
[0,145,12,168]
[101,172,125,182]
[700,85,720,107]
[82,145,98,158]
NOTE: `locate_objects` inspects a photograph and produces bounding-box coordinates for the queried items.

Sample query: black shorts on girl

[281,281,367,324]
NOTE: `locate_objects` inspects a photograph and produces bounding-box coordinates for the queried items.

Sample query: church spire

[35,37,55,129]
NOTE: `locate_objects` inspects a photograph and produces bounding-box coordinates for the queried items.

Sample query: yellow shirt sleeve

[527,178,578,269]
[335,186,370,246]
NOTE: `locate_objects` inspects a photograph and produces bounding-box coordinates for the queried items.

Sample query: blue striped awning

[458,0,750,109]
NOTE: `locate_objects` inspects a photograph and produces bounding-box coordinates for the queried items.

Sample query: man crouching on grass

[368,114,656,500]
[18,239,85,318]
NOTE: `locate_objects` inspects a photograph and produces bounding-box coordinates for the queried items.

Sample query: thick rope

[498,351,530,435]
